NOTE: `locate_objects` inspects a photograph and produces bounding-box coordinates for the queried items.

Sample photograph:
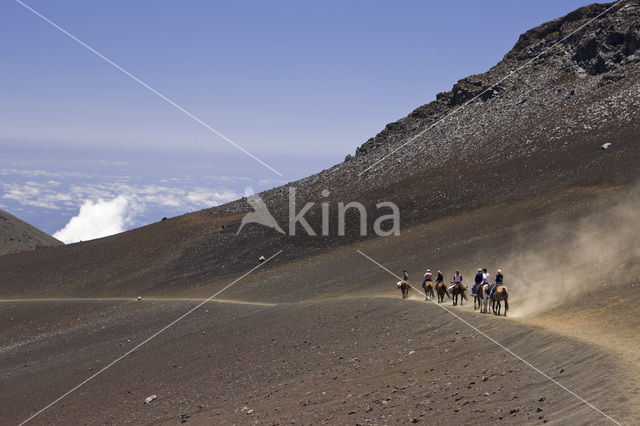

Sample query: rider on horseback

[489,269,504,299]
[472,268,483,295]
[449,270,463,291]
[435,270,444,288]
[422,269,433,287]
[482,268,490,287]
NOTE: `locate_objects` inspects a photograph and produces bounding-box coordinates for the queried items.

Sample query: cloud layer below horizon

[0,163,287,243]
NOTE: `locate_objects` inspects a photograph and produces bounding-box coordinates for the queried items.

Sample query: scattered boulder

[144,395,157,404]
[601,143,612,150]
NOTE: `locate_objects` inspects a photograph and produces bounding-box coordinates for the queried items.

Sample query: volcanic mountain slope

[0,209,62,256]
[1,0,639,293]
[1,183,639,424]
[1,2,640,424]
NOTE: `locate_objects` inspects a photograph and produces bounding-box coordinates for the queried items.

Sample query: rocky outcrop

[351,0,639,159]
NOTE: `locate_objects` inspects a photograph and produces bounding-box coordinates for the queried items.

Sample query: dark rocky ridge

[0,209,63,256]
[352,0,639,159]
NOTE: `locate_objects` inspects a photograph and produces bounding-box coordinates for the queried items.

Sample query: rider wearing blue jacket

[472,269,483,295]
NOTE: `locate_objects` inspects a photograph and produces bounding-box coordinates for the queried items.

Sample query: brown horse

[397,280,410,299]
[491,285,509,316]
[435,281,450,303]
[422,280,434,300]
[474,283,490,313]
[451,282,467,306]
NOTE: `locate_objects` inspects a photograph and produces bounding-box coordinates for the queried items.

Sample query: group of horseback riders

[397,267,509,315]
[403,267,504,298]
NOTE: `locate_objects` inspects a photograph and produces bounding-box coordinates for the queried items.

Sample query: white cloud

[185,187,238,207]
[53,196,130,243]
[257,178,289,187]
[1,167,250,237]
[48,185,242,243]
[2,182,73,209]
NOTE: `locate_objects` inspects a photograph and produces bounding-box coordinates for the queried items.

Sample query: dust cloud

[504,186,640,317]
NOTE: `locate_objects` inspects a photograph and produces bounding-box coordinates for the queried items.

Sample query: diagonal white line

[18,250,283,425]
[355,249,622,425]
[357,0,624,176]
[15,0,283,177]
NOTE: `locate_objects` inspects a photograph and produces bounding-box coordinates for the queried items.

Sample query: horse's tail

[502,289,509,312]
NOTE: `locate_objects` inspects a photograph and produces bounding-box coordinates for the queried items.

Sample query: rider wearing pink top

[422,269,433,287]
[450,269,463,290]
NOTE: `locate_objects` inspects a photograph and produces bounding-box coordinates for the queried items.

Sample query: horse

[451,282,467,306]
[422,280,434,300]
[435,281,450,303]
[473,284,481,310]
[474,283,491,313]
[397,280,410,299]
[491,285,509,316]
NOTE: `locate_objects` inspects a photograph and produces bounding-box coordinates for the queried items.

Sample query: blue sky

[1,0,594,240]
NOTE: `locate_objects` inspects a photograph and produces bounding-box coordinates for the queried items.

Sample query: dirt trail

[0,297,277,306]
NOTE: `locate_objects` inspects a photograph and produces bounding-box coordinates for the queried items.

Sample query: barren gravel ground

[0,297,633,425]
[1,185,638,425]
